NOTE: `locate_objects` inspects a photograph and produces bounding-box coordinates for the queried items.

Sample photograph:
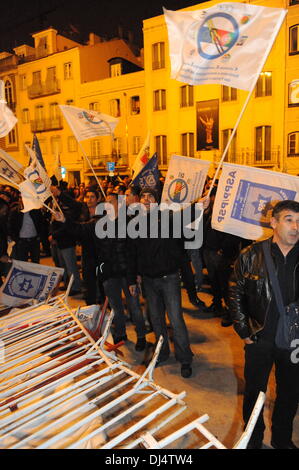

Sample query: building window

[49,102,59,119]
[132,136,141,154]
[35,104,44,121]
[22,108,30,124]
[180,85,194,107]
[131,96,140,115]
[290,1,299,5]
[68,136,78,152]
[51,136,62,155]
[153,89,166,111]
[255,72,272,97]
[110,98,121,117]
[152,42,165,70]
[66,99,74,106]
[255,126,271,162]
[4,79,13,105]
[64,62,73,79]
[20,74,27,90]
[7,129,16,145]
[46,66,56,81]
[288,132,299,156]
[181,133,194,157]
[290,25,299,54]
[32,71,42,85]
[89,102,99,111]
[91,139,101,157]
[110,63,122,77]
[288,80,299,106]
[38,138,47,155]
[155,135,167,165]
[222,129,237,162]
[222,86,237,102]
[114,137,122,157]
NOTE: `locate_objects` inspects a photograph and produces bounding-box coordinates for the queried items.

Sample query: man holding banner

[229,200,299,449]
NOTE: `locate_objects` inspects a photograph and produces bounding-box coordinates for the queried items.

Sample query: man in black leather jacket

[229,200,299,449]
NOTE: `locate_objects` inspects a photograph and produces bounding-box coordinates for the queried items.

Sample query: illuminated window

[91,139,101,157]
[222,129,237,162]
[181,133,194,157]
[288,80,299,106]
[131,96,140,114]
[7,128,16,145]
[180,85,194,107]
[51,136,62,154]
[290,25,299,54]
[89,102,99,111]
[4,79,13,104]
[255,72,272,97]
[155,135,167,165]
[222,86,237,101]
[110,63,122,77]
[110,99,121,117]
[255,126,271,162]
[64,62,73,79]
[68,136,77,152]
[22,108,30,124]
[288,132,299,156]
[153,89,166,111]
[152,42,165,70]
[132,136,141,154]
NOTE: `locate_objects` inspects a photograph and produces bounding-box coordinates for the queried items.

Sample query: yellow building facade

[143,0,299,175]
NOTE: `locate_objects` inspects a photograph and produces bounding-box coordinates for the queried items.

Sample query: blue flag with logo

[0,260,64,306]
[132,153,160,192]
[31,134,46,169]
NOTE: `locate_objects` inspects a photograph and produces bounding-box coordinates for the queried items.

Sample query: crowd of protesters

[0,174,299,449]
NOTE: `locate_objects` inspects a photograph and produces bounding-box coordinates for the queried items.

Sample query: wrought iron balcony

[30,117,63,133]
[84,154,128,169]
[27,79,61,99]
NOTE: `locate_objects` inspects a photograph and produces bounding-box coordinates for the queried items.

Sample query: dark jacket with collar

[8,206,45,242]
[229,238,299,340]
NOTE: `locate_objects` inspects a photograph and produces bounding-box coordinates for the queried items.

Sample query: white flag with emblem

[164,3,287,91]
[0,148,24,185]
[161,155,210,207]
[211,163,299,241]
[59,104,119,141]
[0,260,64,306]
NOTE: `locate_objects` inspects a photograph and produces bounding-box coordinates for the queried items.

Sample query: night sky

[0,0,204,52]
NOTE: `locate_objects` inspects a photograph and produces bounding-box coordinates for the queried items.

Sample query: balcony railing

[0,55,18,72]
[30,117,63,133]
[213,147,280,167]
[84,154,129,170]
[28,79,61,99]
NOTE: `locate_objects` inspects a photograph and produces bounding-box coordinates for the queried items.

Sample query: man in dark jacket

[127,188,201,378]
[229,200,299,449]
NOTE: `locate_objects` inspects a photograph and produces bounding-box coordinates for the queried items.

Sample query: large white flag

[0,80,18,137]
[131,131,151,177]
[212,163,299,241]
[21,152,53,212]
[161,155,210,206]
[164,3,287,91]
[0,260,64,306]
[59,104,119,141]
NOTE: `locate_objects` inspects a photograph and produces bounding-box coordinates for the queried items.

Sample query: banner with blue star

[212,163,299,240]
[0,260,64,306]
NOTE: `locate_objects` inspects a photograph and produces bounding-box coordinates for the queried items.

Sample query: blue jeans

[143,271,193,364]
[57,246,82,291]
[103,277,146,339]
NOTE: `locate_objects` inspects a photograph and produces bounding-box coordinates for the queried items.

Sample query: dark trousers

[81,255,105,305]
[14,237,40,263]
[143,271,193,364]
[203,248,231,306]
[244,339,299,445]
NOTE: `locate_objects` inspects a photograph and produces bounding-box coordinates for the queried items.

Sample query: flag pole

[77,141,106,200]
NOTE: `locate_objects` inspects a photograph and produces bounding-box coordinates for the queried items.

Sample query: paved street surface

[42,256,299,449]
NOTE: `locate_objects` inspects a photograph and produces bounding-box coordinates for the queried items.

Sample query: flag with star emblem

[131,153,160,192]
[211,163,299,240]
[164,4,286,91]
[0,260,64,306]
[161,155,210,207]
[0,148,24,186]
